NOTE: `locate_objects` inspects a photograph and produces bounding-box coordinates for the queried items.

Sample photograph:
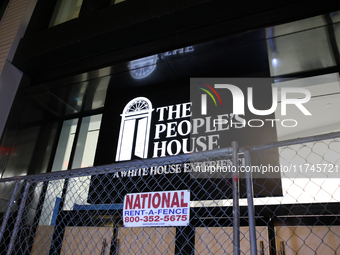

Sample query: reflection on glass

[64,114,102,211]
[63,175,92,211]
[129,55,158,79]
[38,179,64,225]
[266,16,326,39]
[49,0,83,27]
[128,46,195,79]
[1,127,40,178]
[45,76,109,115]
[330,11,340,23]
[111,0,126,4]
[83,76,110,111]
[268,26,336,76]
[51,115,102,171]
[40,114,102,222]
[273,73,340,141]
[333,12,340,54]
[72,114,102,168]
[91,81,108,109]
[163,46,194,56]
[51,119,78,171]
[274,71,340,205]
[335,23,340,51]
[2,121,58,178]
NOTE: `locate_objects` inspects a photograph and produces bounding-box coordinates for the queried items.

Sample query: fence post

[244,150,257,255]
[49,178,69,255]
[232,141,240,255]
[6,180,30,255]
[0,180,20,243]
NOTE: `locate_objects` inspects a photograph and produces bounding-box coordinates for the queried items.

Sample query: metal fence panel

[0,132,339,254]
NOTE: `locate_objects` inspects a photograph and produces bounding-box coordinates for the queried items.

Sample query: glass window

[72,114,102,168]
[0,100,59,179]
[272,73,340,141]
[0,0,10,22]
[111,0,126,5]
[267,26,336,76]
[266,15,326,38]
[330,11,340,23]
[51,119,78,171]
[51,114,102,171]
[39,114,102,225]
[332,11,340,53]
[49,0,83,27]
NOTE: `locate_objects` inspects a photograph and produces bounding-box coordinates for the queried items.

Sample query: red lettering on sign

[162,192,170,207]
[148,193,152,208]
[152,193,161,208]
[141,193,148,208]
[133,194,140,209]
[181,191,188,207]
[125,194,133,209]
[171,192,180,207]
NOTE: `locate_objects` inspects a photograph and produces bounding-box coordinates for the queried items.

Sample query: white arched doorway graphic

[116,97,153,161]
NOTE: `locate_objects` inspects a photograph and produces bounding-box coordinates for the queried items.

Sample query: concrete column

[0,0,37,138]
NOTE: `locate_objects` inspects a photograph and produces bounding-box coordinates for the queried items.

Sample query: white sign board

[123,190,190,227]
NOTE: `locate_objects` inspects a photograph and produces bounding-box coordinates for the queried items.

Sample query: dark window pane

[49,0,83,27]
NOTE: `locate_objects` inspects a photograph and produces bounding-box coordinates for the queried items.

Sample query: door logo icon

[116,97,153,161]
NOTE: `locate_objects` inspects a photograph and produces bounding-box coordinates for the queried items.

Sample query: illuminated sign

[116,84,311,161]
[89,78,284,204]
[116,97,153,161]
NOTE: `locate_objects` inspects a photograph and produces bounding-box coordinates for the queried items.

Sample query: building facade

[1,0,340,254]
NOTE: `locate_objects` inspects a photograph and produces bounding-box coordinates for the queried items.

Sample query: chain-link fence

[1,131,340,255]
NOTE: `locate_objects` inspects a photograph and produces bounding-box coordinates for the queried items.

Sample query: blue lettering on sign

[125,210,149,216]
[147,208,190,215]
[124,208,189,220]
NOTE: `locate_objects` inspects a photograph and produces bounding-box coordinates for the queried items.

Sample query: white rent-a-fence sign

[123,190,190,227]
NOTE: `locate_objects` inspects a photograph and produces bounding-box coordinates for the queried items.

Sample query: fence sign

[123,190,190,227]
